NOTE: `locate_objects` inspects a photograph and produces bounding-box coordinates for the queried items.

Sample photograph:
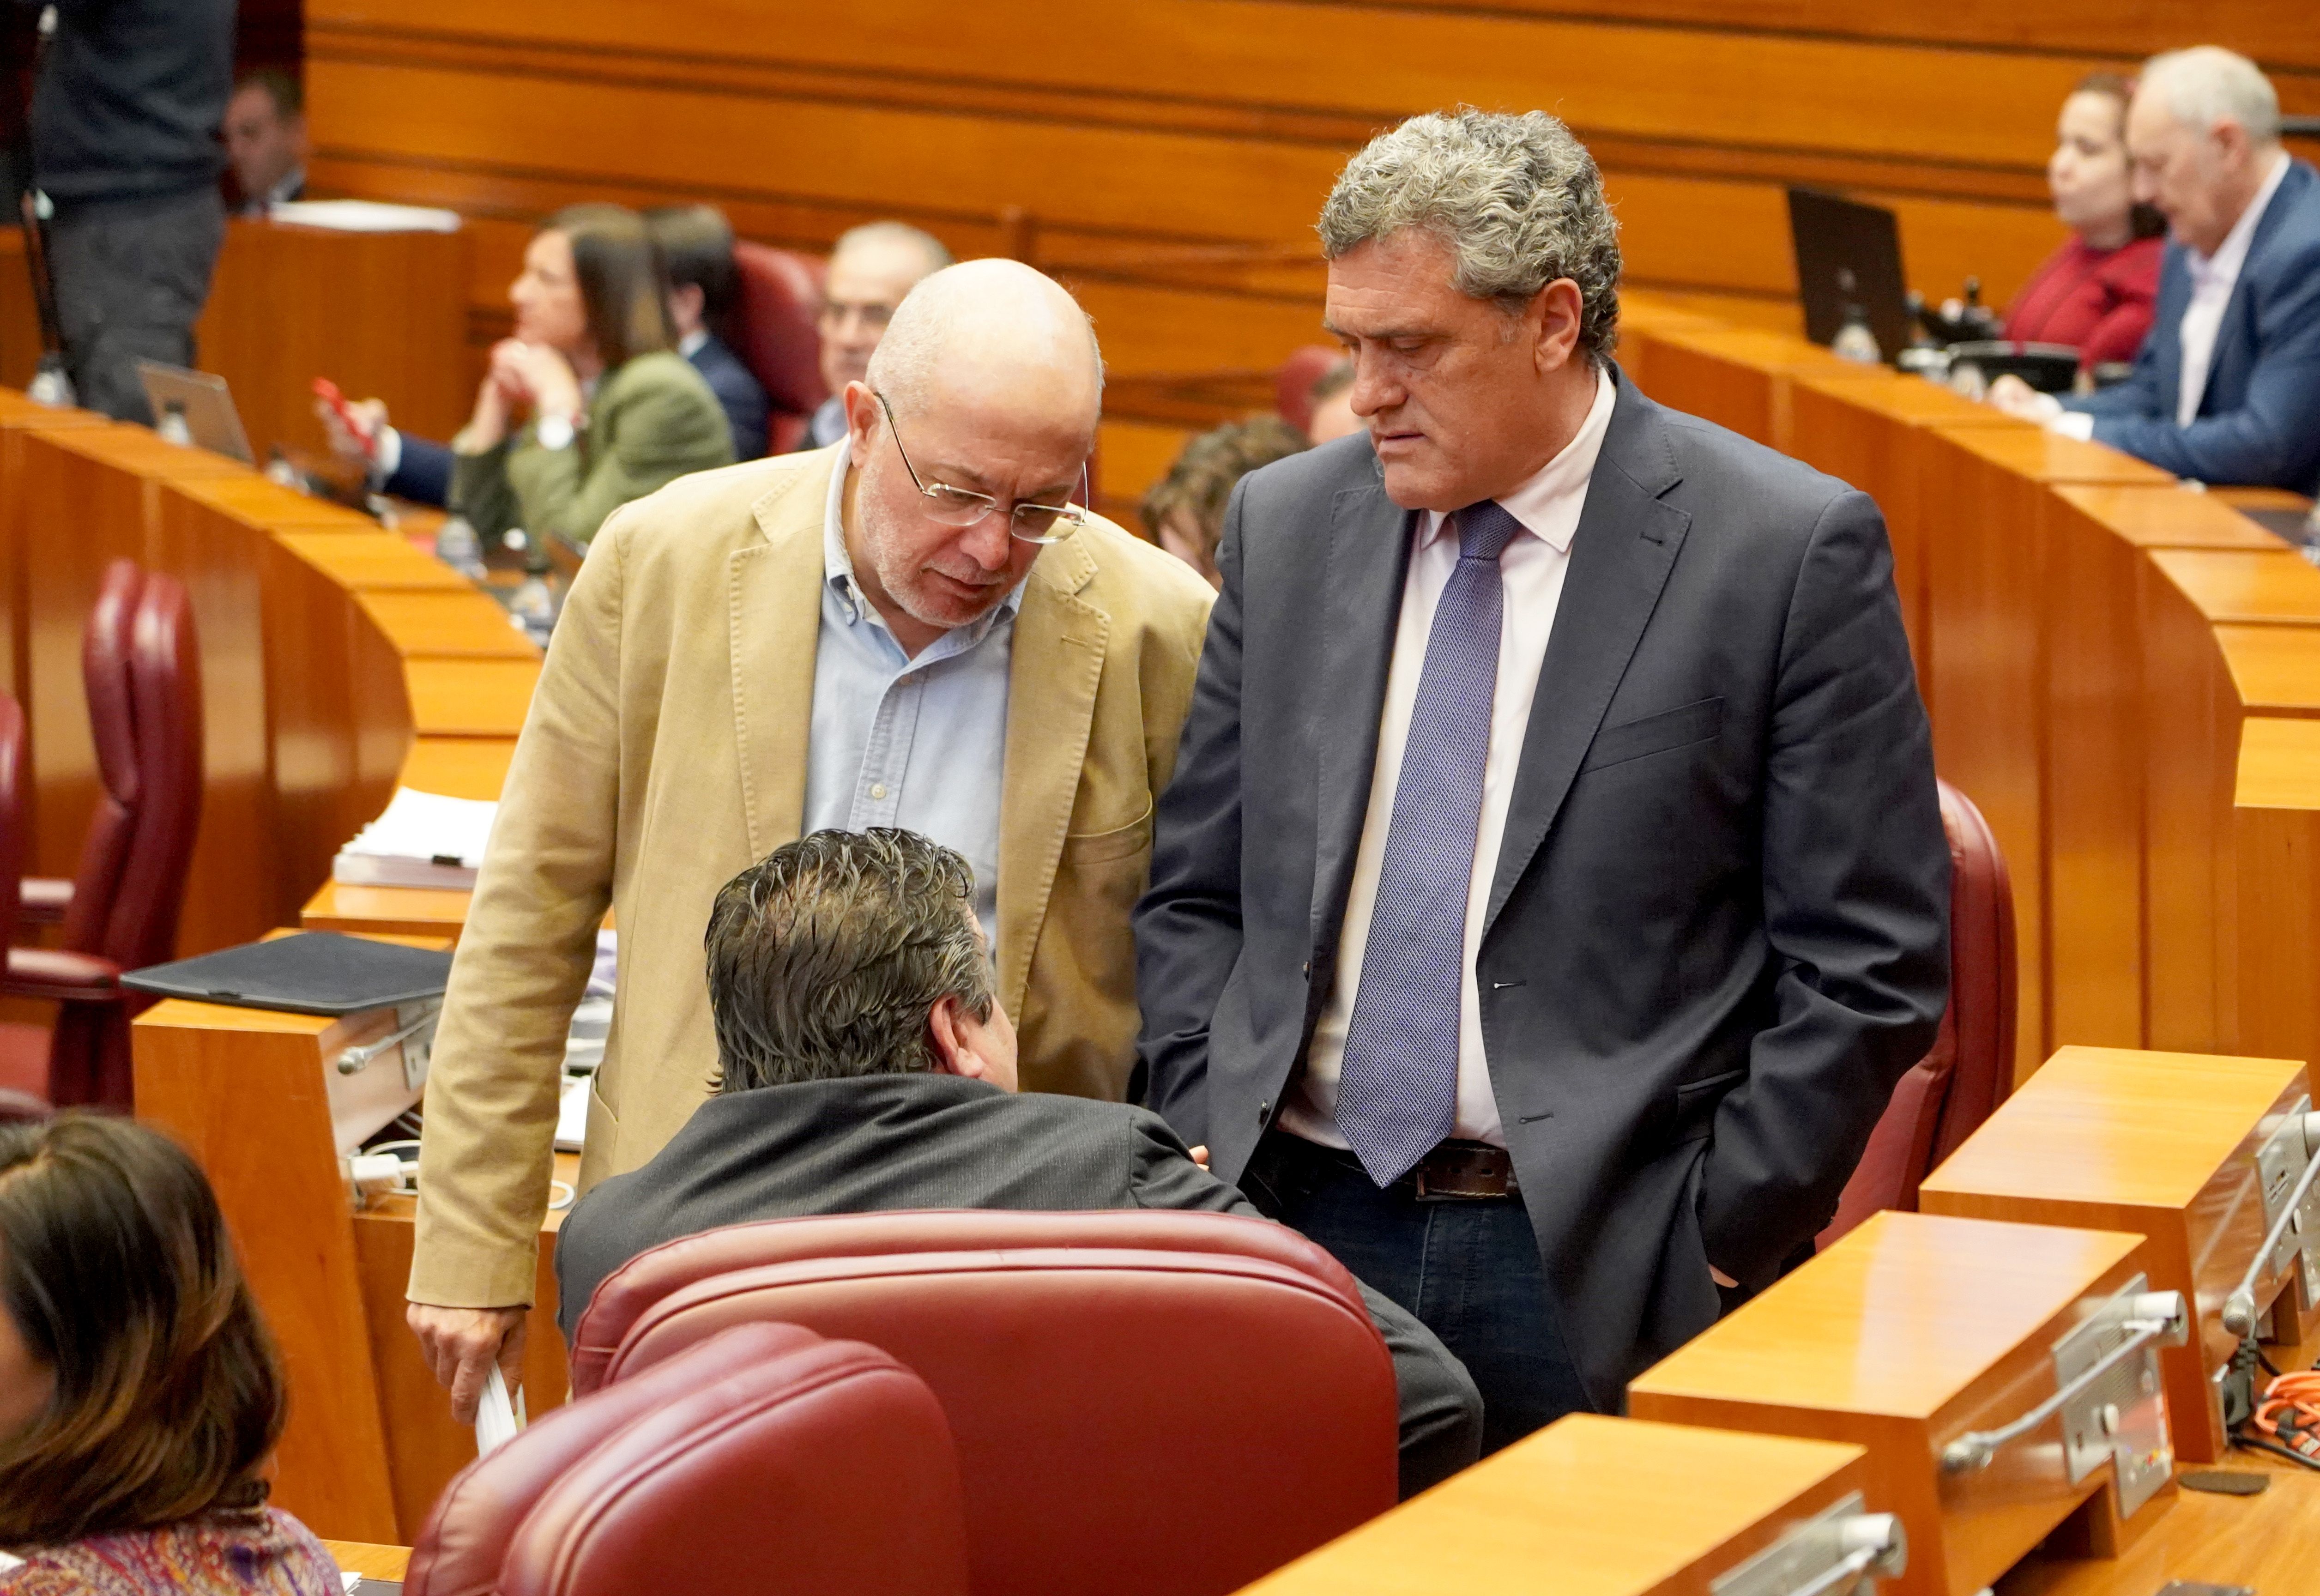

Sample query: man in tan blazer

[407,260,1217,1417]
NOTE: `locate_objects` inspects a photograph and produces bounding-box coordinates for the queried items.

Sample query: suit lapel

[995,536,1107,1017]
[1484,380,1691,938]
[1310,478,1417,957]
[728,452,839,858]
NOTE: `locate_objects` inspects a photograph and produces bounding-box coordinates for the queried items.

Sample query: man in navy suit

[1994,48,2320,495]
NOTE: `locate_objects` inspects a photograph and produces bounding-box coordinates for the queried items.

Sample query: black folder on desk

[122,931,453,1016]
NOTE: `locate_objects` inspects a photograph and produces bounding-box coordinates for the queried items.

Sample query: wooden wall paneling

[149,490,286,953]
[2235,718,2320,1080]
[15,429,243,882]
[194,221,472,465]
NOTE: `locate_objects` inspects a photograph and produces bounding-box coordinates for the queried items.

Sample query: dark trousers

[48,186,225,424]
[1245,1130,1593,1455]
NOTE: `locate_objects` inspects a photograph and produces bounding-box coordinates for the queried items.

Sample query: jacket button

[1257,1100,1272,1126]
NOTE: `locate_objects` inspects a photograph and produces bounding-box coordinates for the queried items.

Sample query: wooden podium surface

[1238,1415,1870,1596]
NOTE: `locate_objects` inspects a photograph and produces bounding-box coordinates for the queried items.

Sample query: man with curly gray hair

[1138,109,1950,1450]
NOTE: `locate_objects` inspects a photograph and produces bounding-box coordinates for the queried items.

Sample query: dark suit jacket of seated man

[2060,154,2320,494]
[554,828,1484,1498]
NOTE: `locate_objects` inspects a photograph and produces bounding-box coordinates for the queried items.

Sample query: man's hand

[315,396,387,467]
[1188,1145,1211,1170]
[407,1302,528,1426]
[1984,373,2063,424]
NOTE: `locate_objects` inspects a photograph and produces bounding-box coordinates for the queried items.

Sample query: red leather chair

[1274,344,1343,434]
[571,1209,1400,1596]
[1818,778,2016,1246]
[0,562,203,1110]
[408,1322,969,1596]
[730,242,828,454]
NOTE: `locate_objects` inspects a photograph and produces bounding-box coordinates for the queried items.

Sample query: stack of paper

[333,788,498,890]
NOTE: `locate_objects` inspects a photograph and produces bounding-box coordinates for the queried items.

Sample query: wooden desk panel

[321,1543,411,1581]
[1239,1415,1870,1596]
[356,591,543,660]
[2215,625,2320,715]
[0,397,109,818]
[2234,718,2320,1075]
[404,657,539,737]
[2049,484,2284,551]
[400,736,518,799]
[303,881,475,941]
[277,532,477,592]
[1941,427,2177,487]
[2148,548,2320,627]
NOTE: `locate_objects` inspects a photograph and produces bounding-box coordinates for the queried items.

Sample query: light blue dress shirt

[802,453,1020,938]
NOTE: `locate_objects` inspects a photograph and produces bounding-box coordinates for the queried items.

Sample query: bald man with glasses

[405,258,1217,1422]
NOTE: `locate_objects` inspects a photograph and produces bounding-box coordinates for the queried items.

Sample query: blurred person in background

[1140,416,1308,588]
[0,1114,342,1595]
[448,204,733,549]
[22,0,235,423]
[644,204,769,461]
[2000,73,2165,373]
[1304,357,1362,443]
[800,220,952,449]
[222,71,305,217]
[1991,47,2320,493]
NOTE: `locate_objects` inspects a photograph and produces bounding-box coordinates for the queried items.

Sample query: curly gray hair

[1318,109,1622,361]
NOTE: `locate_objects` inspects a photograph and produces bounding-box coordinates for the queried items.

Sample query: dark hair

[704,830,994,1093]
[0,1114,286,1545]
[1308,357,1354,405]
[1139,416,1310,572]
[543,205,672,372]
[232,69,302,121]
[644,205,740,333]
[2068,73,2169,241]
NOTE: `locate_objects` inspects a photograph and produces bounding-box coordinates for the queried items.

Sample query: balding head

[839,260,1104,655]
[2127,47,2286,255]
[869,259,1105,434]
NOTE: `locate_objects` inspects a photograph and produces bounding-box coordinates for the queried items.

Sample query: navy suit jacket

[381,333,769,507]
[2063,158,2320,494]
[1134,370,1951,1409]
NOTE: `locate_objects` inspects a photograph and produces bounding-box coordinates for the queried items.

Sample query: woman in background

[1140,415,1309,589]
[2002,73,2166,372]
[450,203,733,550]
[0,1115,340,1595]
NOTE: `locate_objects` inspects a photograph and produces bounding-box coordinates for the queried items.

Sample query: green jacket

[450,350,734,547]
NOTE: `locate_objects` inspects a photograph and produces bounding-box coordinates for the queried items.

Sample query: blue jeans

[1244,1131,1594,1455]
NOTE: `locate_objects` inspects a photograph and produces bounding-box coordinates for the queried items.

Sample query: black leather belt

[1402,1138,1520,1202]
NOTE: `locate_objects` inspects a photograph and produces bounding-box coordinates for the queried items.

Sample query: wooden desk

[2215,626,2320,715]
[2147,548,2320,626]
[303,881,476,942]
[399,736,519,798]
[277,532,480,593]
[404,658,539,737]
[356,591,543,660]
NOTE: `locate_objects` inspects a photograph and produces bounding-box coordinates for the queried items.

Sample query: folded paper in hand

[334,789,498,890]
[475,1365,526,1457]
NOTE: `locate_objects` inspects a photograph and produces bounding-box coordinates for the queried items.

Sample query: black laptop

[1787,187,1915,367]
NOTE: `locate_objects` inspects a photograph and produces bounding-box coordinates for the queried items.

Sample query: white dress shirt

[1282,368,1617,1151]
[2052,149,2289,441]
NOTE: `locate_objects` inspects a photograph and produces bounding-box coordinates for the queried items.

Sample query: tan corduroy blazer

[409,446,1216,1307]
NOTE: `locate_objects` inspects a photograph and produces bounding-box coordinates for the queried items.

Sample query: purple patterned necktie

[1337,500,1521,1186]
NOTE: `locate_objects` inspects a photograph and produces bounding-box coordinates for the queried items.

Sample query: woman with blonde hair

[0,1114,339,1594]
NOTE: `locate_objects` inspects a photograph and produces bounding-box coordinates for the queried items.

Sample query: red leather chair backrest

[409,1323,914,1596]
[490,1324,969,1596]
[572,1209,1399,1596]
[1274,344,1342,434]
[1819,779,2016,1246]
[730,242,828,452]
[59,561,143,954]
[104,572,202,973]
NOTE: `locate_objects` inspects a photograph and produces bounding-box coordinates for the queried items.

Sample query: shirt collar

[1418,363,1616,553]
[268,167,304,205]
[678,328,708,358]
[821,448,1027,640]
[2190,148,2291,283]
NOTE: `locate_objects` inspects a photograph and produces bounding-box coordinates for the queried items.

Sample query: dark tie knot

[1455,500,1522,564]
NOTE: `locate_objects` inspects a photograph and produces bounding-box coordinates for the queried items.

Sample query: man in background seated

[801,221,952,449]
[224,70,307,216]
[1304,357,1361,444]
[645,205,769,462]
[1990,47,2320,494]
[556,828,1483,1498]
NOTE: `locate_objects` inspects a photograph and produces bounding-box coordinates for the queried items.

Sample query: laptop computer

[135,359,255,465]
[1786,188,1915,368]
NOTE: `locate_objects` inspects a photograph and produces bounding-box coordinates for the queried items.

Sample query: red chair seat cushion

[2,946,124,1000]
[0,1023,48,1101]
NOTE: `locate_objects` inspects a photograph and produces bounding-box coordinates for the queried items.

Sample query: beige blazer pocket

[1063,798,1155,864]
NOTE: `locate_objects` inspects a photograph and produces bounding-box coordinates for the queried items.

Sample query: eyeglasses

[819,299,896,334]
[875,392,1087,545]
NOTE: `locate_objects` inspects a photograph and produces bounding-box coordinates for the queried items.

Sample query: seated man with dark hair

[644,204,769,462]
[556,828,1483,1497]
